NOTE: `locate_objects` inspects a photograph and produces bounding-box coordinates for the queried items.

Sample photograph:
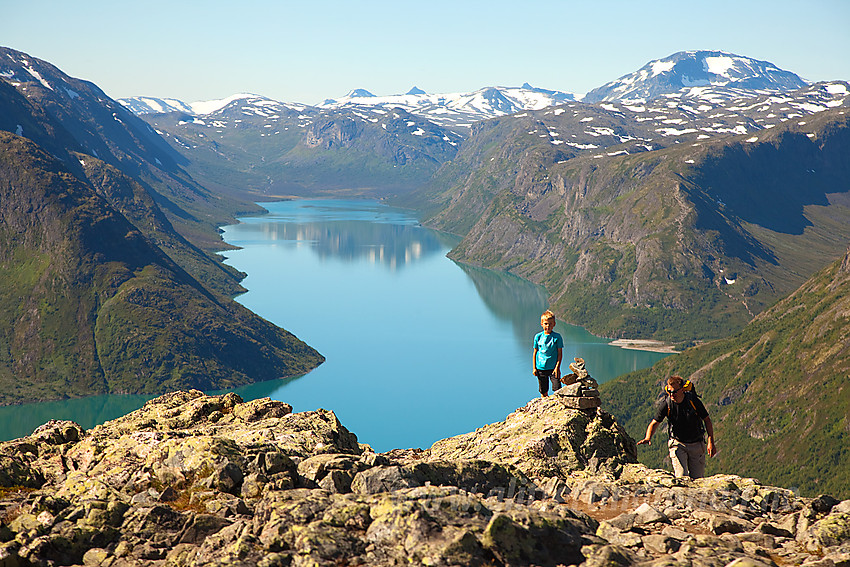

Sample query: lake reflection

[235,221,454,268]
[0,199,670,449]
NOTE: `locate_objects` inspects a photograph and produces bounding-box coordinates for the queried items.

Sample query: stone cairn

[556,357,601,410]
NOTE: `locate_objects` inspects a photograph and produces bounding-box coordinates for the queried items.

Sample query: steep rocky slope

[1,390,848,566]
[74,154,247,296]
[601,246,850,499]
[0,132,322,405]
[0,49,252,295]
[406,87,850,341]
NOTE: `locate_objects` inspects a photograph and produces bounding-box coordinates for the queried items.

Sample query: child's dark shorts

[535,369,561,395]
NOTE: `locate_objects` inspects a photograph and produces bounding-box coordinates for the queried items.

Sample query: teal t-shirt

[534,331,563,371]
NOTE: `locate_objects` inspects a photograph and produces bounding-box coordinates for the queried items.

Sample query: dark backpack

[664,380,705,440]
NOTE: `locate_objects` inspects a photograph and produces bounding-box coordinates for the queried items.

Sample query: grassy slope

[600,248,850,498]
[76,154,247,296]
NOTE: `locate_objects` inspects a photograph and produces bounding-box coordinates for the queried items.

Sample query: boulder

[803,512,850,551]
[596,521,642,547]
[351,459,525,498]
[633,502,668,525]
[426,397,637,479]
[641,533,680,554]
[0,454,44,488]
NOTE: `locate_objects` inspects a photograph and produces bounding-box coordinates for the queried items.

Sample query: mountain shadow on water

[455,261,551,340]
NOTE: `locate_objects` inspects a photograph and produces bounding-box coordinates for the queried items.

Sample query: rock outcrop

[1,390,849,566]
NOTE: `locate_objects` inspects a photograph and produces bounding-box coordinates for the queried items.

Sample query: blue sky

[3,0,849,105]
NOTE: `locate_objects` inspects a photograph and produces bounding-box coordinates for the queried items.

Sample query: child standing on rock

[533,310,563,397]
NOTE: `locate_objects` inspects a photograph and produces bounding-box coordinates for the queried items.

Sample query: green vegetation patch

[601,254,850,498]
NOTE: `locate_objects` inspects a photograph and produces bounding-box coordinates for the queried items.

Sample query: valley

[120,54,850,343]
[1,44,849,526]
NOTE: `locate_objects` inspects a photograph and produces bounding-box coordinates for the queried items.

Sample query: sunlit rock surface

[1,390,848,566]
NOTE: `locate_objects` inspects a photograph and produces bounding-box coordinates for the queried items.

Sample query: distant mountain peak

[118,93,296,116]
[584,50,808,103]
[520,82,569,97]
[345,88,375,98]
[317,85,577,132]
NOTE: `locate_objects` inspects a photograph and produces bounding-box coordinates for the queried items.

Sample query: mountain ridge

[133,96,463,198]
[118,50,811,133]
[400,81,850,341]
[0,48,327,405]
[119,84,578,134]
[0,130,324,405]
[0,46,261,263]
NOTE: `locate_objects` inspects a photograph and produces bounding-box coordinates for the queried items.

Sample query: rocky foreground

[1,390,848,567]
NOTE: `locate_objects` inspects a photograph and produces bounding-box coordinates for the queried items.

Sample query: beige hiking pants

[668,438,706,479]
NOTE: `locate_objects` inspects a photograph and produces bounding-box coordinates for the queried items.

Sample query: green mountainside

[401,89,850,342]
[0,47,257,293]
[599,246,850,498]
[0,131,323,405]
[0,79,244,297]
[75,154,248,296]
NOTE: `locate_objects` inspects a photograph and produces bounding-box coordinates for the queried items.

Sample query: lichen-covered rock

[803,512,850,551]
[30,419,85,445]
[426,396,637,479]
[0,390,845,566]
[351,459,526,497]
[0,454,44,488]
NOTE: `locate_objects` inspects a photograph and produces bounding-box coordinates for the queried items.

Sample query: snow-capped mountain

[502,81,849,161]
[117,51,820,138]
[0,46,185,176]
[117,96,196,115]
[119,93,308,116]
[121,85,577,134]
[316,84,577,132]
[584,50,808,103]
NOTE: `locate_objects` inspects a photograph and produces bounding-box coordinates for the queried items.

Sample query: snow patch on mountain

[651,60,675,76]
[119,93,308,117]
[189,94,261,115]
[119,97,196,115]
[316,84,576,132]
[22,64,54,90]
[704,55,736,77]
[585,50,808,103]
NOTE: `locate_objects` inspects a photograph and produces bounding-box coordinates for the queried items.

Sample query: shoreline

[608,339,679,353]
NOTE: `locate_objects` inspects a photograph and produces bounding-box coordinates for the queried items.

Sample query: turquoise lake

[0,199,670,451]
